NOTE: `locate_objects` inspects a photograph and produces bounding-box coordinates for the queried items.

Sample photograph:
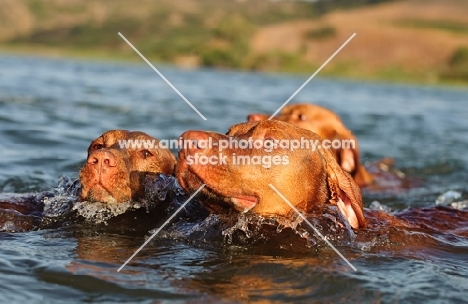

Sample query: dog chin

[85,186,121,204]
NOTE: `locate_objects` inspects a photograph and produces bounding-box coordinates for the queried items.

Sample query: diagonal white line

[268,184,357,271]
[118,32,207,121]
[268,33,356,120]
[117,184,206,272]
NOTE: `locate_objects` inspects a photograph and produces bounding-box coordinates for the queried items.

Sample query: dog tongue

[231,196,258,213]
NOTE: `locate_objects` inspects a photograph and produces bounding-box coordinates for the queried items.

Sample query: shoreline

[1,45,467,90]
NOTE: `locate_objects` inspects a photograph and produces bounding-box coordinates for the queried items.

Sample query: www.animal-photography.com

[1,0,468,303]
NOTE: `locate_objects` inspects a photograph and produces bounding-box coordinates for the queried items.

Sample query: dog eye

[141,150,153,159]
[299,114,306,121]
[92,144,104,150]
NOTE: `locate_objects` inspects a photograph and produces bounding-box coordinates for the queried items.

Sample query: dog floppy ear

[338,146,355,174]
[333,128,357,173]
[324,149,366,228]
[334,130,373,188]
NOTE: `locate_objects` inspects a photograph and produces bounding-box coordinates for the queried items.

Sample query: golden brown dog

[177,120,366,229]
[79,130,176,204]
[0,130,177,232]
[248,103,373,187]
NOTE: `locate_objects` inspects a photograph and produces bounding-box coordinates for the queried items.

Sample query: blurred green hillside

[1,0,468,85]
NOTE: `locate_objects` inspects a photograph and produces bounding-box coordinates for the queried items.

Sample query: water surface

[1,54,468,303]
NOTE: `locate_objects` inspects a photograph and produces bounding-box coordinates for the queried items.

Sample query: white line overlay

[269,184,357,271]
[269,33,356,120]
[117,184,206,272]
[118,32,207,120]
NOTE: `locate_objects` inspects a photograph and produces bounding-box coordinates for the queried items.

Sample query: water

[1,54,468,303]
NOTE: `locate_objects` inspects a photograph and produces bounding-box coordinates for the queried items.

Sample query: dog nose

[87,150,117,167]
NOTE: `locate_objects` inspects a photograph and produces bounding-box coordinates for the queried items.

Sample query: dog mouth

[230,195,258,212]
[82,184,117,203]
[199,184,259,214]
[178,159,258,213]
[80,181,130,204]
[177,142,260,213]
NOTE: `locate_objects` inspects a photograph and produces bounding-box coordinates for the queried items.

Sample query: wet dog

[79,130,176,204]
[1,130,178,232]
[248,103,372,187]
[177,120,366,229]
[177,120,468,236]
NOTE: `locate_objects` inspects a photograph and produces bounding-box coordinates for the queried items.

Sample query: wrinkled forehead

[128,131,156,141]
[281,104,313,115]
[228,120,317,140]
[281,104,334,119]
[89,130,129,148]
[90,130,155,149]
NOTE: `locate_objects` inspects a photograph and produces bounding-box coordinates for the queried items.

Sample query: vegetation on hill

[1,0,468,85]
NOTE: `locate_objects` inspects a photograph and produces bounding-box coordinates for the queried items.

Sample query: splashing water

[72,200,147,225]
[144,173,185,202]
[73,174,185,225]
[435,190,468,209]
[158,205,358,249]
[213,206,355,248]
[369,200,392,213]
[9,174,360,249]
[40,174,185,227]
[40,176,80,227]
[436,190,461,205]
[451,200,468,209]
